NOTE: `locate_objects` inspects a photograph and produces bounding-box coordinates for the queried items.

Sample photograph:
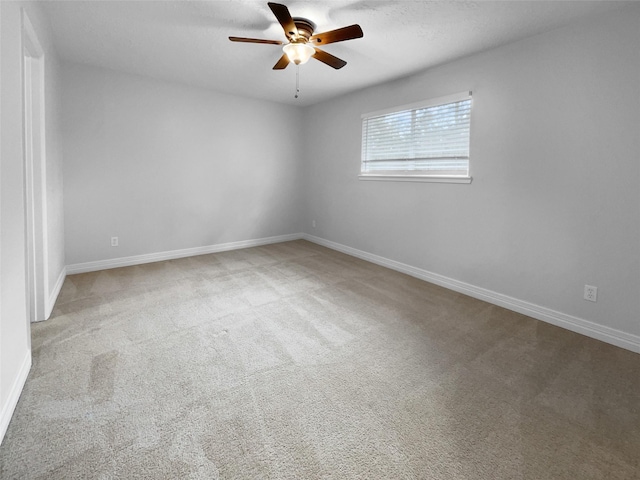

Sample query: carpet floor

[1,240,638,479]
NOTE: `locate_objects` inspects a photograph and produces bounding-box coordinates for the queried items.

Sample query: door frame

[22,10,49,326]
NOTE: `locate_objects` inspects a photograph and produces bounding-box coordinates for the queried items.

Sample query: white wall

[0,2,30,437]
[62,64,304,266]
[302,6,640,346]
[45,43,66,309]
[0,0,65,443]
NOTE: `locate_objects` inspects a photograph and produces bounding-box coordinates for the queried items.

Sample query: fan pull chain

[295,65,300,99]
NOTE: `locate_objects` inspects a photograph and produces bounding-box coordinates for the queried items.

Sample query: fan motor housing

[292,18,316,41]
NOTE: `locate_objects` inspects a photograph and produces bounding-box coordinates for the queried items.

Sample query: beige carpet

[1,240,638,479]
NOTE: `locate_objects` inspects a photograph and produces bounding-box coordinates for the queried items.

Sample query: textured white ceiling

[40,0,627,106]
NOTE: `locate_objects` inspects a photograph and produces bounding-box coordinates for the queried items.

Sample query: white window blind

[361,92,472,178]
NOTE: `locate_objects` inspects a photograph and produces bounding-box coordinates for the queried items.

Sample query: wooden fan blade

[310,24,363,45]
[268,2,298,39]
[273,54,290,70]
[229,36,283,45]
[312,48,347,69]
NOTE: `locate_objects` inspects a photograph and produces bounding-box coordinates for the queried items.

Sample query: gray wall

[1,0,65,440]
[301,6,640,340]
[62,64,304,265]
[0,0,29,424]
[45,47,66,302]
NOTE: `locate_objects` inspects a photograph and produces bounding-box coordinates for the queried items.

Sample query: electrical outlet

[111,236,119,247]
[312,220,316,228]
[584,285,597,302]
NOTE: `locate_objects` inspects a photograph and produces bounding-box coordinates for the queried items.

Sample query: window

[360,91,472,183]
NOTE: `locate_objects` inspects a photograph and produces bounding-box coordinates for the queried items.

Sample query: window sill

[358,174,472,184]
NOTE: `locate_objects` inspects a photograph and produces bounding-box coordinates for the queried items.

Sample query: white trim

[44,266,66,320]
[362,91,472,119]
[0,351,32,446]
[358,174,472,184]
[66,234,303,274]
[302,234,640,354]
[58,232,640,353]
[22,9,49,322]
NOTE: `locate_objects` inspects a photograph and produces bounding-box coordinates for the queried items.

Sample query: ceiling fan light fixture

[283,42,315,65]
[230,3,362,71]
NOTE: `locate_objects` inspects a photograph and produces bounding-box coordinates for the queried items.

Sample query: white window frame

[359,91,472,184]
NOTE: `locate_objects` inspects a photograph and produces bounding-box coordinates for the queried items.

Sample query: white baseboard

[0,350,32,446]
[44,266,67,320]
[57,231,640,353]
[66,233,304,275]
[302,234,640,354]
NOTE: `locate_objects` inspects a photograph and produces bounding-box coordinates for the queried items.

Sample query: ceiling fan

[229,2,364,70]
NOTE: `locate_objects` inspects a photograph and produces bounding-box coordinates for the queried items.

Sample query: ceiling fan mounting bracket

[291,18,316,42]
